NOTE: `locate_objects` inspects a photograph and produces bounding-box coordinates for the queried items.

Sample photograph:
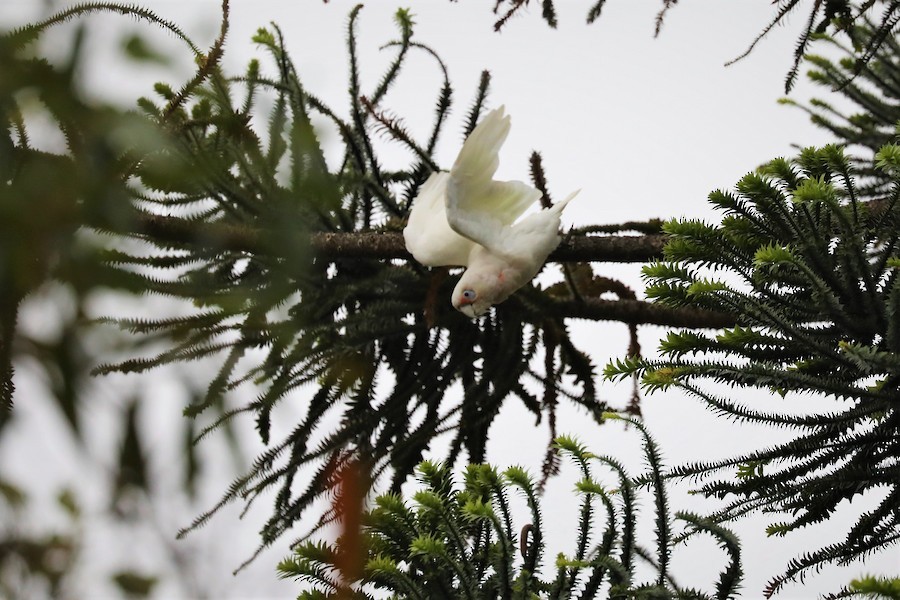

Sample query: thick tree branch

[551,297,735,329]
[134,214,261,254]
[132,214,734,329]
[134,214,666,263]
[315,231,667,262]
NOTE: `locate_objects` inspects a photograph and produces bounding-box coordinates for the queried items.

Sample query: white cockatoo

[404,106,578,318]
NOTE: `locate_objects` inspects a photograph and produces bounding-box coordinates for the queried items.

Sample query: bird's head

[451,268,508,319]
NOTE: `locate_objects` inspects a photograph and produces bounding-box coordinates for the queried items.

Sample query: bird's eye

[462,289,477,301]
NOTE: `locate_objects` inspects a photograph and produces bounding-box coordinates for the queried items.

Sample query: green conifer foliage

[847,575,900,599]
[605,143,900,595]
[279,422,743,600]
[782,20,900,199]
[11,3,899,593]
[0,12,174,419]
[490,1,900,93]
[2,3,606,553]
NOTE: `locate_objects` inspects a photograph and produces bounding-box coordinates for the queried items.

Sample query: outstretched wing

[446,106,543,255]
[403,171,475,267]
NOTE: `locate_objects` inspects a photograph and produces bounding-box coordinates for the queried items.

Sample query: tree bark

[132,215,735,329]
[552,297,734,329]
[313,231,667,262]
[135,214,666,263]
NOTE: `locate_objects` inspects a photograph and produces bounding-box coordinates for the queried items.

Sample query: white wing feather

[403,171,475,267]
[446,106,543,255]
[498,190,577,267]
[404,106,578,272]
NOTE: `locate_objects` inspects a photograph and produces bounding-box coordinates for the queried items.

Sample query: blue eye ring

[462,289,476,301]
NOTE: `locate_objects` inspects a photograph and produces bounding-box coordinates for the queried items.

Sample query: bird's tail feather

[551,189,580,214]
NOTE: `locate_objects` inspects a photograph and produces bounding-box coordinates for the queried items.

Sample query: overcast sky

[2,1,897,599]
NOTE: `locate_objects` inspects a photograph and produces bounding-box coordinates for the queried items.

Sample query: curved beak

[458,304,477,319]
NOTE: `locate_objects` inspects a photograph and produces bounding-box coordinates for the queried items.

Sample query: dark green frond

[40,5,610,564]
[610,139,900,592]
[280,429,741,599]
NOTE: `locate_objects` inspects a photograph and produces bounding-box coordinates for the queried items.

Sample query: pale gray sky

[2,1,897,599]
